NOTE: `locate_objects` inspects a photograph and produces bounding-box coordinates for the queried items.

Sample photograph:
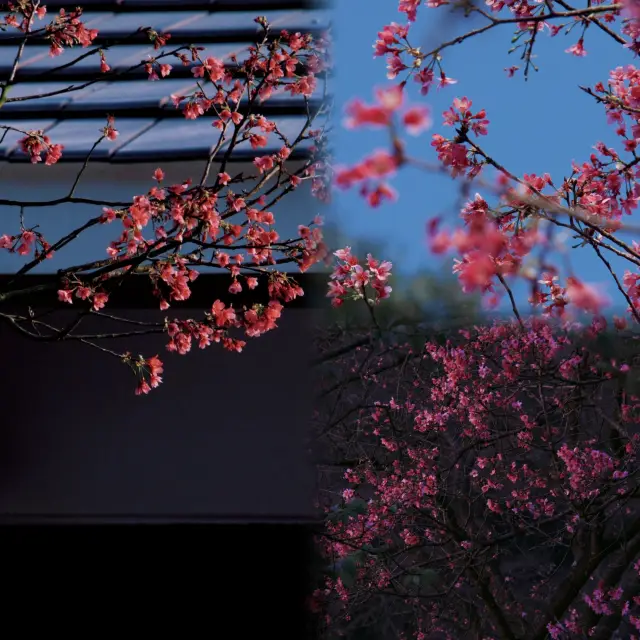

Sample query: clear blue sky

[329,2,632,314]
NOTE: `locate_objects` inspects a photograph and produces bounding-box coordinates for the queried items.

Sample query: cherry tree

[0,0,330,395]
[314,312,640,639]
[313,1,640,638]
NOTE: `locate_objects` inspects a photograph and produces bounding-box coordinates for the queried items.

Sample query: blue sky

[329,1,633,314]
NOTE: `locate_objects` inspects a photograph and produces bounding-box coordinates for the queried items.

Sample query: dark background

[0,281,325,635]
[3,523,320,636]
[0,306,318,520]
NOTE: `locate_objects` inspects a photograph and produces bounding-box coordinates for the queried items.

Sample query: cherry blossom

[0,3,330,394]
[316,2,640,638]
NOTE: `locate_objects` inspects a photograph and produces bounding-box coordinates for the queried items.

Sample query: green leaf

[417,568,439,588]
[338,555,358,588]
[402,569,439,592]
[401,574,419,589]
[348,498,368,514]
[327,498,368,525]
[625,371,640,396]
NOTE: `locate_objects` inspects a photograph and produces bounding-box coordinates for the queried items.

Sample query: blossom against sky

[330,1,629,313]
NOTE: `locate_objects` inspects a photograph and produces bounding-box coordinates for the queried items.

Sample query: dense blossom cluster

[328,247,393,307]
[4,3,98,56]
[316,318,640,638]
[0,1,330,393]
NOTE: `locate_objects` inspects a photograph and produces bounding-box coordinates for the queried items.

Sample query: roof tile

[110,114,314,162]
[8,118,156,161]
[0,1,327,162]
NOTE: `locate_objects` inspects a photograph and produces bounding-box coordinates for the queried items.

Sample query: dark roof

[0,0,328,163]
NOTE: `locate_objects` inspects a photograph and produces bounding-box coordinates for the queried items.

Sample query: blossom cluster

[327,247,392,307]
[316,318,640,637]
[0,3,330,394]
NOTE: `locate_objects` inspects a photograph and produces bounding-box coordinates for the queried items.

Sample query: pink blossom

[402,106,431,135]
[565,278,609,314]
[58,289,73,304]
[566,39,587,57]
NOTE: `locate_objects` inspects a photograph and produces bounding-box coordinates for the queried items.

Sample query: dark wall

[0,308,317,522]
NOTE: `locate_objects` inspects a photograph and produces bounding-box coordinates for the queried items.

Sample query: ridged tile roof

[0,0,328,162]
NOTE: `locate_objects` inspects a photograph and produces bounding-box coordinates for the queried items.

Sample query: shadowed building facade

[0,1,329,634]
